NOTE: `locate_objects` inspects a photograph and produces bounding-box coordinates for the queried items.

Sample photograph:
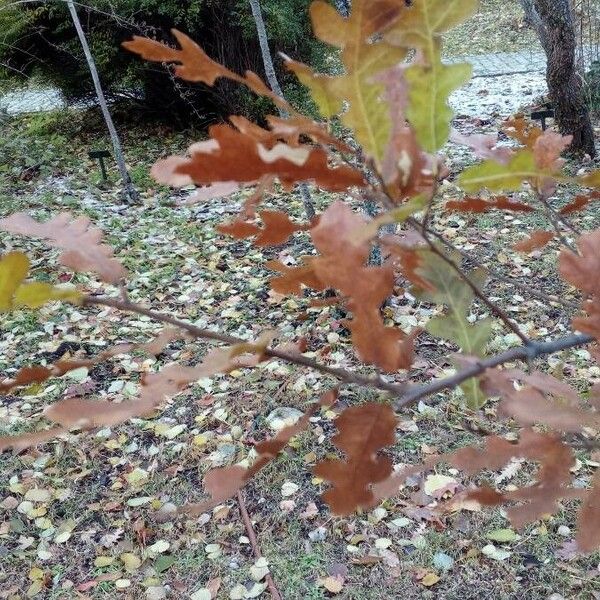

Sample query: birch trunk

[248,0,315,219]
[66,0,139,203]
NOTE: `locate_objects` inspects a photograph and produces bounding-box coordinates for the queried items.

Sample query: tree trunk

[522,0,596,157]
[335,0,351,18]
[248,0,315,220]
[66,0,139,203]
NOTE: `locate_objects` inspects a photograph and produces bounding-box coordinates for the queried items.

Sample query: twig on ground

[237,491,282,600]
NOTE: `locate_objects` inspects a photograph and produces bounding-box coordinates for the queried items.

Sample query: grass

[444,0,537,57]
[1,91,600,599]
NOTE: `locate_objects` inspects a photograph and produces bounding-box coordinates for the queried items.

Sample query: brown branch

[237,491,282,600]
[84,296,594,414]
[393,332,593,409]
[407,216,532,345]
[84,295,411,397]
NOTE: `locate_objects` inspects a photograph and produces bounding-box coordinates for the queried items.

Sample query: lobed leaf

[405,58,472,153]
[458,150,539,194]
[512,230,555,253]
[0,213,126,284]
[152,123,365,192]
[314,402,397,515]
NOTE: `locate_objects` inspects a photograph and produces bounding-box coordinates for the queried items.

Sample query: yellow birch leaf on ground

[420,572,441,587]
[458,150,540,193]
[405,57,472,153]
[0,252,29,311]
[14,282,82,309]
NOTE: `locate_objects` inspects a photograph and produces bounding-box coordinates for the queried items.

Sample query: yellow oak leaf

[0,252,29,311]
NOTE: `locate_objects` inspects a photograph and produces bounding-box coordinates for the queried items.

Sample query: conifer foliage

[2,0,600,554]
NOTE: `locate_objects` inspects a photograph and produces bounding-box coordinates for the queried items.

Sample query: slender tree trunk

[66,0,139,203]
[521,0,596,157]
[248,0,315,220]
[335,0,351,18]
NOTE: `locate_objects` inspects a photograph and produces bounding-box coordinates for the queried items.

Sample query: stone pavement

[446,45,597,78]
[446,49,546,77]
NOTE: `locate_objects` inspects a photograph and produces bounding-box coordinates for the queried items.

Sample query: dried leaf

[0,213,126,284]
[576,471,600,552]
[314,403,396,515]
[559,229,600,296]
[450,130,513,165]
[504,116,543,148]
[152,124,365,192]
[445,196,533,214]
[560,192,600,215]
[218,211,309,247]
[513,231,555,253]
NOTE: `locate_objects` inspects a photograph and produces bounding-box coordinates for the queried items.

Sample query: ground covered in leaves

[1,101,600,600]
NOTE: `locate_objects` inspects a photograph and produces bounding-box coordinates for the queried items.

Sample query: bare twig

[237,491,283,600]
[84,296,593,413]
[394,332,593,409]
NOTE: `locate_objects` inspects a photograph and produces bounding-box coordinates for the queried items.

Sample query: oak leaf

[483,369,600,432]
[503,116,543,148]
[450,130,514,165]
[559,229,600,296]
[294,0,408,163]
[152,123,365,192]
[445,196,534,214]
[384,0,479,59]
[405,57,472,153]
[513,230,555,253]
[560,192,600,215]
[0,213,126,284]
[449,429,575,528]
[218,211,309,247]
[576,471,600,552]
[314,402,396,515]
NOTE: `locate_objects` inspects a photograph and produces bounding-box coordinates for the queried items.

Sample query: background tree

[0,0,327,122]
[520,0,596,156]
[66,0,138,203]
[248,0,315,219]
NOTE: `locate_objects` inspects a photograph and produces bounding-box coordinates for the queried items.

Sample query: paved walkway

[446,49,546,77]
[447,46,597,78]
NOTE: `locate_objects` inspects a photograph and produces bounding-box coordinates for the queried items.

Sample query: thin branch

[84,295,411,397]
[237,491,282,600]
[394,333,593,409]
[84,296,594,414]
[535,189,581,250]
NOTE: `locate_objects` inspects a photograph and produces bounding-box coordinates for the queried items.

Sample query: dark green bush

[0,0,327,124]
